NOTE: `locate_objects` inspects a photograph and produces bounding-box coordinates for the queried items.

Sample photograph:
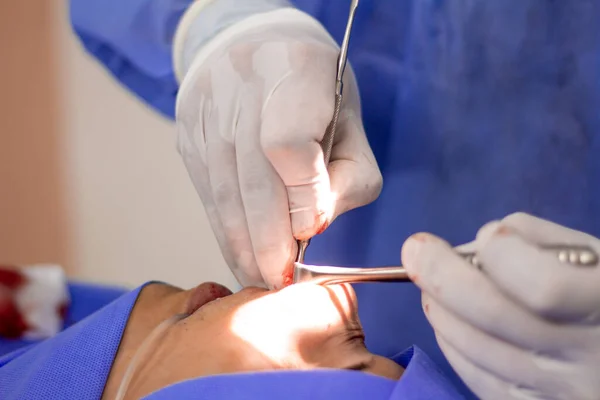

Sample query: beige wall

[0,1,236,290]
[0,1,71,270]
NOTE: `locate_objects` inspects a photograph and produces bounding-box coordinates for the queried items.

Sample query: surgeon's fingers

[176,71,263,287]
[436,335,516,400]
[503,212,600,248]
[325,66,381,221]
[261,91,333,240]
[237,97,297,289]
[327,112,383,221]
[260,45,339,240]
[176,106,243,283]
[205,100,263,287]
[401,234,577,351]
[476,213,600,253]
[477,220,600,323]
[424,294,572,395]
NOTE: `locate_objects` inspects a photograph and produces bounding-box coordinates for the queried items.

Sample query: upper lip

[186,282,232,314]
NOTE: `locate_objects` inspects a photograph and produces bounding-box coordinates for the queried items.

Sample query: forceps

[295,0,360,265]
[293,245,599,285]
[292,0,600,285]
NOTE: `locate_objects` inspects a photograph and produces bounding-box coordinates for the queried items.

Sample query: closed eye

[346,361,370,371]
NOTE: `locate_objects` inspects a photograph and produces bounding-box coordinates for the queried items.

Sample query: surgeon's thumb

[328,114,383,223]
[261,93,337,241]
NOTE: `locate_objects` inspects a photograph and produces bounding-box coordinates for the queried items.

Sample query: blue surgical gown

[0,284,462,399]
[69,0,600,398]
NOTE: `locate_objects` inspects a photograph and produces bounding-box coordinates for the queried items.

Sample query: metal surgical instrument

[293,244,599,285]
[295,0,360,265]
[292,0,600,285]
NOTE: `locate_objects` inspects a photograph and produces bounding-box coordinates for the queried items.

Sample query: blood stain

[0,267,26,290]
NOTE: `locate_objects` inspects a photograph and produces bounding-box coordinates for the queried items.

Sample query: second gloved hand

[402,213,600,400]
[174,6,382,288]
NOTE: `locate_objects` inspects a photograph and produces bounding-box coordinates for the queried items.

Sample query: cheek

[176,310,233,357]
[184,309,288,372]
[369,356,404,380]
[293,332,349,368]
[166,320,236,376]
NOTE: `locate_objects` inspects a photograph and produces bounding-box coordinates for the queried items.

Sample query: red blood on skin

[281,266,294,288]
[58,302,69,321]
[494,225,512,236]
[0,298,29,339]
[408,273,419,284]
[316,220,330,235]
[185,282,232,315]
[410,233,429,243]
[313,209,331,236]
[0,266,26,290]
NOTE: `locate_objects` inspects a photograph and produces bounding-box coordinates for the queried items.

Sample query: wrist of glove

[174,0,293,81]
[402,213,600,400]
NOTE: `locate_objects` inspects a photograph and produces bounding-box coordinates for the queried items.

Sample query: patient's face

[110,282,402,399]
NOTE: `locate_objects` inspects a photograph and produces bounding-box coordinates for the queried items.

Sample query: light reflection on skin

[103,282,403,400]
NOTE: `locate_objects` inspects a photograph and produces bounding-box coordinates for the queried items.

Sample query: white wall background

[53,1,236,290]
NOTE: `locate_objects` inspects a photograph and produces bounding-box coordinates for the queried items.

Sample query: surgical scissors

[296,0,360,264]
[293,244,599,285]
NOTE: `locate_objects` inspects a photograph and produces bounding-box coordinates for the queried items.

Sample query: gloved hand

[173,2,382,288]
[402,213,600,400]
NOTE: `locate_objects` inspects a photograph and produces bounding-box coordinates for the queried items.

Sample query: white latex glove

[402,213,600,400]
[174,4,382,289]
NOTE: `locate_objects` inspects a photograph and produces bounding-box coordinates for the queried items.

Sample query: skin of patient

[102,282,403,399]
